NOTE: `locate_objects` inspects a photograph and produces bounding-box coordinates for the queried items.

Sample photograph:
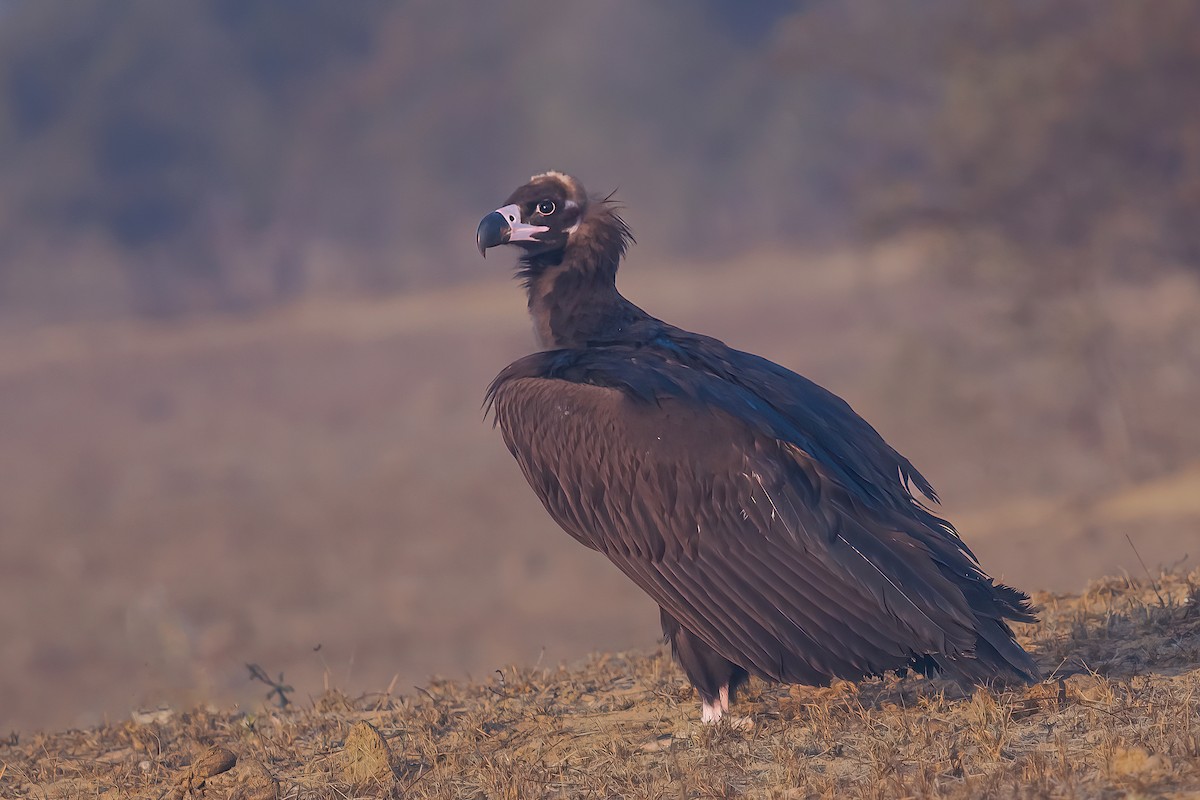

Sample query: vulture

[476,171,1038,723]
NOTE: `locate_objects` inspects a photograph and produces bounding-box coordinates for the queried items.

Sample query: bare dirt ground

[2,569,1198,798]
[3,239,1199,735]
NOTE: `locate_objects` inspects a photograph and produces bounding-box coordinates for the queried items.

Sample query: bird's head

[476,171,589,260]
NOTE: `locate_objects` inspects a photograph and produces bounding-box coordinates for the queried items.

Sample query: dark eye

[536,200,556,215]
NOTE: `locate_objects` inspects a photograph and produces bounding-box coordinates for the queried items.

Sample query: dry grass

[3,569,1198,799]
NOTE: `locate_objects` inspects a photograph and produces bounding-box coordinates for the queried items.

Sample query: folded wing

[488,359,1036,686]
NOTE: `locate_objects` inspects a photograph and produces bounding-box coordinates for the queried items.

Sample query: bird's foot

[700,685,752,728]
[699,702,754,728]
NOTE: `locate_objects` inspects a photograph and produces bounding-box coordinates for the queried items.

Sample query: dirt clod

[154,745,236,799]
[338,720,397,789]
[226,759,279,800]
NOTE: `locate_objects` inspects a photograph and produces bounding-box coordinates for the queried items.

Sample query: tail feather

[929,579,1039,686]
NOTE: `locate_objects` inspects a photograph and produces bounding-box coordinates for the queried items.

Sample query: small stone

[339,721,397,788]
[640,734,674,752]
[728,715,755,731]
[192,746,237,778]
[227,758,280,800]
[1062,674,1107,703]
[131,707,175,725]
[1109,746,1169,776]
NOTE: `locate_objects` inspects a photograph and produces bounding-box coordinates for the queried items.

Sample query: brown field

[3,240,1200,738]
[2,569,1198,798]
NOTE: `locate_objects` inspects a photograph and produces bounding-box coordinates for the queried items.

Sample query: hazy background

[3,0,1199,733]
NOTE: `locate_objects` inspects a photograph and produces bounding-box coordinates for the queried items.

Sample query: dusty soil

[2,569,1198,798]
[3,240,1199,734]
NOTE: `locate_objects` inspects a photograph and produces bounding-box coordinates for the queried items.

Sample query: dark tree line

[0,0,1196,320]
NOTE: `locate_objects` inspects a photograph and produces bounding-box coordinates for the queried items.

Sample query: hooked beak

[475,204,549,257]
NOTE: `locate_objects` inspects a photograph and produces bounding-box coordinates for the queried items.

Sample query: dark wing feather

[488,355,1036,685]
[654,329,944,510]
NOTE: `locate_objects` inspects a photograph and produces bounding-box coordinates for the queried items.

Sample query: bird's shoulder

[487,323,940,517]
[484,341,748,456]
[484,326,863,457]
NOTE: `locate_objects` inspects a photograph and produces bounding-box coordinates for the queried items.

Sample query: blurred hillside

[1,0,1199,322]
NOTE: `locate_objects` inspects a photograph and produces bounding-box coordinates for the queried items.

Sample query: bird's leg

[660,609,749,726]
[701,684,755,728]
[700,683,730,724]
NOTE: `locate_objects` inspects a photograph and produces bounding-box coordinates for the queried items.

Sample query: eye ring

[536,200,556,215]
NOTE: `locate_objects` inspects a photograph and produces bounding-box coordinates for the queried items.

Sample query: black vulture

[476,171,1038,723]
